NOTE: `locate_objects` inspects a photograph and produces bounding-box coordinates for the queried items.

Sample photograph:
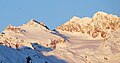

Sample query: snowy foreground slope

[0,12,120,63]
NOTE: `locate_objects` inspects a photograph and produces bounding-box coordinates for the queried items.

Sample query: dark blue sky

[0,0,120,32]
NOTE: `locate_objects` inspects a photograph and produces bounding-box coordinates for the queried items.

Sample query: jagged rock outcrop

[0,34,32,49]
[4,24,26,35]
[56,12,120,38]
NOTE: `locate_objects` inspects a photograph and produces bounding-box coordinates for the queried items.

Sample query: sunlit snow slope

[0,12,120,63]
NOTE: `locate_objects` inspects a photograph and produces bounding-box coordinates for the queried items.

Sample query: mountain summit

[26,19,50,30]
[56,11,120,38]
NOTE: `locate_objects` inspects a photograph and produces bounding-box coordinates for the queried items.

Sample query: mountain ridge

[0,11,120,63]
[56,11,120,39]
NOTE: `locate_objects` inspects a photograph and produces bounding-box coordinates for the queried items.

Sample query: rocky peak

[93,11,119,22]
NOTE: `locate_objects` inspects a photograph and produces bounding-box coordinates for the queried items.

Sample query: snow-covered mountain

[0,11,120,63]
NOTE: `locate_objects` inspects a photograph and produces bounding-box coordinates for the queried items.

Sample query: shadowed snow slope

[0,45,25,63]
[0,11,120,63]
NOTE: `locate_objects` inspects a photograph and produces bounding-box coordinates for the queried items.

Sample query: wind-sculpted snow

[0,11,120,63]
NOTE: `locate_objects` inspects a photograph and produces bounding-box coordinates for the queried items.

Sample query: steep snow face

[0,11,120,63]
